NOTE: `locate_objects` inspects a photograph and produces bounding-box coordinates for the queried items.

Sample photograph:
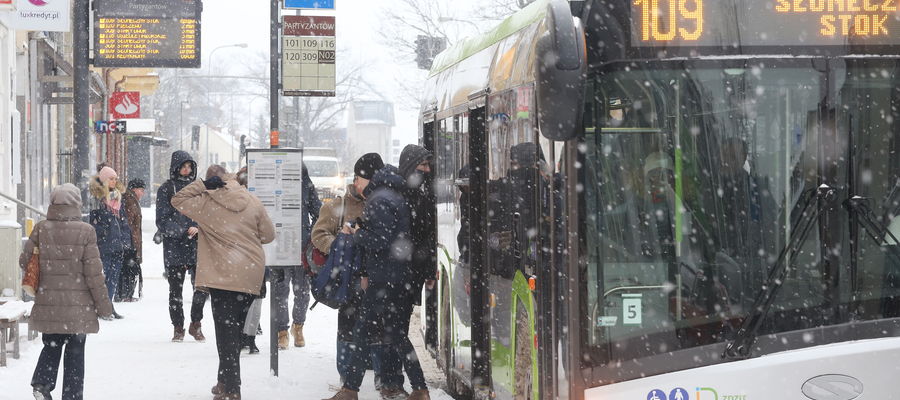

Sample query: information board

[93,0,201,68]
[282,16,336,97]
[246,149,305,267]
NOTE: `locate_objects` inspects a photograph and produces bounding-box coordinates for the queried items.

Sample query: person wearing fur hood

[89,166,132,319]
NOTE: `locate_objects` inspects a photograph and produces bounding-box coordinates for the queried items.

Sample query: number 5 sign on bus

[282,15,336,97]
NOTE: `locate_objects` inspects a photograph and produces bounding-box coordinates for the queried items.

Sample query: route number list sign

[282,15,336,97]
[93,0,202,68]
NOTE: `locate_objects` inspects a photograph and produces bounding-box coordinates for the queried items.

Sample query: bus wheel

[514,303,532,400]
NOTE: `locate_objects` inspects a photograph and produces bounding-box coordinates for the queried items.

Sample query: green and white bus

[421,0,900,399]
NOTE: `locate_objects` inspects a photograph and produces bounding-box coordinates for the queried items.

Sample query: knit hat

[98,166,118,184]
[128,179,146,190]
[354,153,384,180]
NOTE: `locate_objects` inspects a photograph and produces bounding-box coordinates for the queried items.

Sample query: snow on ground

[0,208,452,400]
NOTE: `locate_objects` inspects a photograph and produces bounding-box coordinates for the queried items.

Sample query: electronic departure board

[93,0,201,68]
[631,0,900,47]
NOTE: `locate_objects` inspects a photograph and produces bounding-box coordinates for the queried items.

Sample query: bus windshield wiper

[844,196,900,260]
[723,184,835,360]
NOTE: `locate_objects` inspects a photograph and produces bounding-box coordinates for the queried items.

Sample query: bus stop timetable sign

[284,0,335,9]
[282,16,336,97]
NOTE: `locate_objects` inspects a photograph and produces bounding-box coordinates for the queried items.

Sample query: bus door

[486,88,545,398]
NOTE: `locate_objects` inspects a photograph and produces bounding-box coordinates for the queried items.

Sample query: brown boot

[278,330,289,350]
[213,392,240,400]
[291,323,305,347]
[188,321,206,342]
[322,388,358,400]
[406,389,430,400]
[172,326,185,342]
[211,383,225,395]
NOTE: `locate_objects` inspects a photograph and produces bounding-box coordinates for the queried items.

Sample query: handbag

[21,227,41,297]
[303,196,345,277]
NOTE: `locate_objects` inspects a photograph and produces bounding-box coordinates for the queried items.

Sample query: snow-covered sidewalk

[0,209,452,400]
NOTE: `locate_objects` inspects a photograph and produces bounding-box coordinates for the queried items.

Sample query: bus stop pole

[269,0,281,377]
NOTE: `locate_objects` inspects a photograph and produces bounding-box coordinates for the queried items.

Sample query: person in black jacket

[156,150,209,342]
[325,165,430,400]
[89,166,132,320]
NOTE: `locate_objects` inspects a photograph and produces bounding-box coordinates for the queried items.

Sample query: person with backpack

[324,164,430,400]
[156,150,209,342]
[22,184,114,400]
[272,163,321,349]
[89,166,132,319]
[311,153,391,393]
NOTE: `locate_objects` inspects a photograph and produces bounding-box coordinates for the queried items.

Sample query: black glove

[204,176,226,190]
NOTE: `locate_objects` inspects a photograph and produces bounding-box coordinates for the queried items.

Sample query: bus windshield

[582,59,900,367]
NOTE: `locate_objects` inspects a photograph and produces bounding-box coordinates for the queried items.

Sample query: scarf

[104,189,122,213]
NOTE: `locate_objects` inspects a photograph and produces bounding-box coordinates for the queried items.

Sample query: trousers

[166,265,209,327]
[271,267,310,331]
[31,334,87,400]
[210,288,255,394]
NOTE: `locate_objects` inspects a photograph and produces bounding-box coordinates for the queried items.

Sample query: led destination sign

[631,0,900,47]
[93,0,201,68]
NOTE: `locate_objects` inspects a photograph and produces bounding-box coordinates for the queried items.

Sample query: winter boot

[32,384,52,400]
[278,330,289,350]
[380,387,409,400]
[211,383,225,395]
[322,388,358,400]
[172,326,185,342]
[242,334,259,354]
[188,321,206,342]
[291,323,305,347]
[406,389,430,400]
[213,392,241,400]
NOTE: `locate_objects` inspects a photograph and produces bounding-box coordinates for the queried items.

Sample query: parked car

[305,156,344,199]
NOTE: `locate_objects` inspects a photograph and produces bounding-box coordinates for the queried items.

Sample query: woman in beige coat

[172,165,275,400]
[20,183,113,400]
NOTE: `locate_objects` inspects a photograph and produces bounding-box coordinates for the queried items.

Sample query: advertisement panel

[2,0,71,32]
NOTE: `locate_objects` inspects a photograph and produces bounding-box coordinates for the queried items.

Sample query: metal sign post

[246,148,304,377]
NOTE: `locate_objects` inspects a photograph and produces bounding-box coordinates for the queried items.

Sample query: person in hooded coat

[23,183,114,400]
[156,150,209,342]
[325,165,430,400]
[89,166,131,319]
[172,165,276,400]
[116,178,145,302]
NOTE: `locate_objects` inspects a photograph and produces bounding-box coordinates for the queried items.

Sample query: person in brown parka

[171,165,275,400]
[20,183,114,400]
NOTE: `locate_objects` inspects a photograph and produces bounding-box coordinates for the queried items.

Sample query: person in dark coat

[116,178,145,302]
[89,166,131,320]
[156,150,209,342]
[325,165,430,400]
[272,163,322,349]
[398,144,437,303]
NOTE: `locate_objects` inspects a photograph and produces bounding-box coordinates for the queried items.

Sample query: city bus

[420,0,900,399]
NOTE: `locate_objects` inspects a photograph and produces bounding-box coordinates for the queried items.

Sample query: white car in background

[305,156,344,199]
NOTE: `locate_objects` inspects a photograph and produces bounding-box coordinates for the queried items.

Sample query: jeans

[31,334,86,400]
[166,265,209,327]
[210,288,255,394]
[102,256,122,301]
[271,267,310,331]
[343,282,427,392]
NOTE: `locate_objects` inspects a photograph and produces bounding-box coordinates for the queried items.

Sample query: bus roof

[428,0,548,77]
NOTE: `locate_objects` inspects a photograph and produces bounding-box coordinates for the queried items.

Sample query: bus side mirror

[536,0,586,141]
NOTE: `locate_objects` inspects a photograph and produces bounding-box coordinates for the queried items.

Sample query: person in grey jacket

[21,183,114,400]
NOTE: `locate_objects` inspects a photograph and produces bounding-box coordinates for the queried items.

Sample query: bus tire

[514,302,532,400]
